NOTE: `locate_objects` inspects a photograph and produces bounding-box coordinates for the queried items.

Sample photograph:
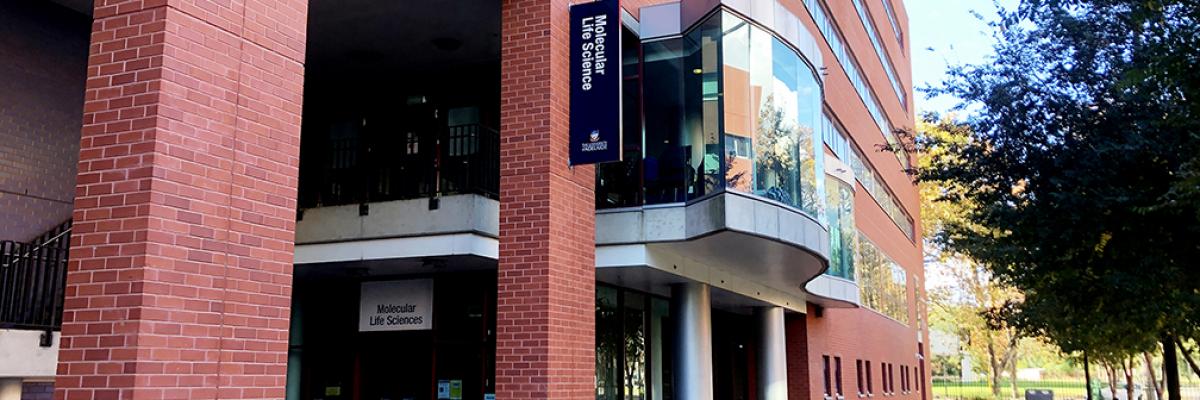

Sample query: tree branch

[1174,338,1200,378]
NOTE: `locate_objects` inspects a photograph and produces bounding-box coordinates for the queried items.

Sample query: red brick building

[0,0,926,399]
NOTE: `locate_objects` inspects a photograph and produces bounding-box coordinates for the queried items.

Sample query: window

[901,365,907,392]
[879,0,904,48]
[866,361,873,395]
[596,11,841,221]
[858,233,910,324]
[720,12,825,215]
[824,113,915,240]
[595,285,672,400]
[825,176,856,280]
[596,26,647,208]
[823,355,833,398]
[835,356,844,397]
[797,0,911,170]
[849,0,906,109]
[856,360,865,395]
[888,364,895,395]
[725,135,752,158]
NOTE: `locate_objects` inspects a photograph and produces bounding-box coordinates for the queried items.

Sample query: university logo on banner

[569,0,622,165]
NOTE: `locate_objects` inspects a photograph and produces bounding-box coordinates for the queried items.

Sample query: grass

[931,380,1089,400]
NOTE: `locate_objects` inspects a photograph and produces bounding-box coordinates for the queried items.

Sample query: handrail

[299,123,500,209]
[0,219,71,330]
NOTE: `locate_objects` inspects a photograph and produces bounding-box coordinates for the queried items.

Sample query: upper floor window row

[799,0,911,171]
[822,113,915,240]
[850,0,906,110]
[880,0,904,49]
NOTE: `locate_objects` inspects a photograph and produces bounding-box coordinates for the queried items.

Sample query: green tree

[922,116,1033,399]
[920,2,1200,400]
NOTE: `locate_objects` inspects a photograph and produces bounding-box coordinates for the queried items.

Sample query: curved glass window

[825,177,856,280]
[597,11,826,219]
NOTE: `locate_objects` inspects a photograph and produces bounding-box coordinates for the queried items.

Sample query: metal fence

[299,123,500,209]
[932,377,1200,400]
[0,220,71,330]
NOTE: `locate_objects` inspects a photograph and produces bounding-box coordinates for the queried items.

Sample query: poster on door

[359,279,434,332]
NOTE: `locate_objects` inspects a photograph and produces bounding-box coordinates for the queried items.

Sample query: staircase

[0,219,71,330]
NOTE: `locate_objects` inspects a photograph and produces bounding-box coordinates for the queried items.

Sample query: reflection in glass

[650,298,672,400]
[684,16,723,200]
[597,286,620,400]
[597,27,645,209]
[624,292,646,400]
[719,12,824,215]
[825,177,856,280]
[857,233,908,323]
[597,11,827,220]
[595,286,672,400]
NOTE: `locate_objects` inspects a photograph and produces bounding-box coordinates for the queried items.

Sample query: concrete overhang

[805,274,860,308]
[294,194,498,264]
[595,192,830,312]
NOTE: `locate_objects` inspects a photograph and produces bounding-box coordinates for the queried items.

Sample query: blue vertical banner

[569,0,622,165]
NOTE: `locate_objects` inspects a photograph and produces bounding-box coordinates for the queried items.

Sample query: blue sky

[907,0,1018,114]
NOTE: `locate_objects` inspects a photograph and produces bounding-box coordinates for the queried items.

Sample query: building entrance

[289,267,496,400]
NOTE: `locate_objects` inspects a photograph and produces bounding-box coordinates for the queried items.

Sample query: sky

[906,0,1018,115]
[905,0,1018,292]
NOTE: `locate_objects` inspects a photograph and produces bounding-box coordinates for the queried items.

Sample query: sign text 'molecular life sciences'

[569,0,622,165]
[359,279,434,332]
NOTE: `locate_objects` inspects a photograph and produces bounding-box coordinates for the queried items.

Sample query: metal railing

[299,123,499,209]
[0,219,71,330]
[932,377,1200,400]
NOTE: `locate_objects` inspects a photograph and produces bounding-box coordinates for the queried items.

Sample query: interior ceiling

[47,0,91,15]
[45,0,502,73]
[307,0,501,75]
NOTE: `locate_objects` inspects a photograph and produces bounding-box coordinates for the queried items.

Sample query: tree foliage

[919,0,1200,390]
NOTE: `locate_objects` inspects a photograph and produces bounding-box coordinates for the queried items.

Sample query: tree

[920,2,1200,400]
[921,116,1027,399]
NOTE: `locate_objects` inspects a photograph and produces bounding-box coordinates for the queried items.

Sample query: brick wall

[495,0,597,399]
[56,0,306,398]
[804,304,926,400]
[0,2,88,242]
[787,313,812,400]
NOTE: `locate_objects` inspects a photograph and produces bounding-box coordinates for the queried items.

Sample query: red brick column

[786,314,811,400]
[57,0,306,398]
[496,0,596,399]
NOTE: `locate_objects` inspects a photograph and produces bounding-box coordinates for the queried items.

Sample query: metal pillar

[757,307,789,400]
[672,282,714,400]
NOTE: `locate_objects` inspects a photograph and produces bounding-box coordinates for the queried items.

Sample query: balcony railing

[0,219,70,331]
[299,123,500,209]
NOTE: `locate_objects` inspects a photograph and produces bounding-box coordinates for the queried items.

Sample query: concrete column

[0,379,21,400]
[672,282,714,400]
[58,0,307,398]
[758,307,789,400]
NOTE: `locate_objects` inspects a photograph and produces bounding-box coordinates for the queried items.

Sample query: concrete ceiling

[42,0,505,73]
[306,0,501,76]
[47,0,90,15]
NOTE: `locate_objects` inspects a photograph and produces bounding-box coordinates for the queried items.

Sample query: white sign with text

[359,279,433,332]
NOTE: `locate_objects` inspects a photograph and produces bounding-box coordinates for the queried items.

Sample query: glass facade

[822,113,916,240]
[856,232,909,323]
[596,285,673,400]
[597,11,826,219]
[849,0,906,109]
[824,177,856,280]
[798,0,911,170]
